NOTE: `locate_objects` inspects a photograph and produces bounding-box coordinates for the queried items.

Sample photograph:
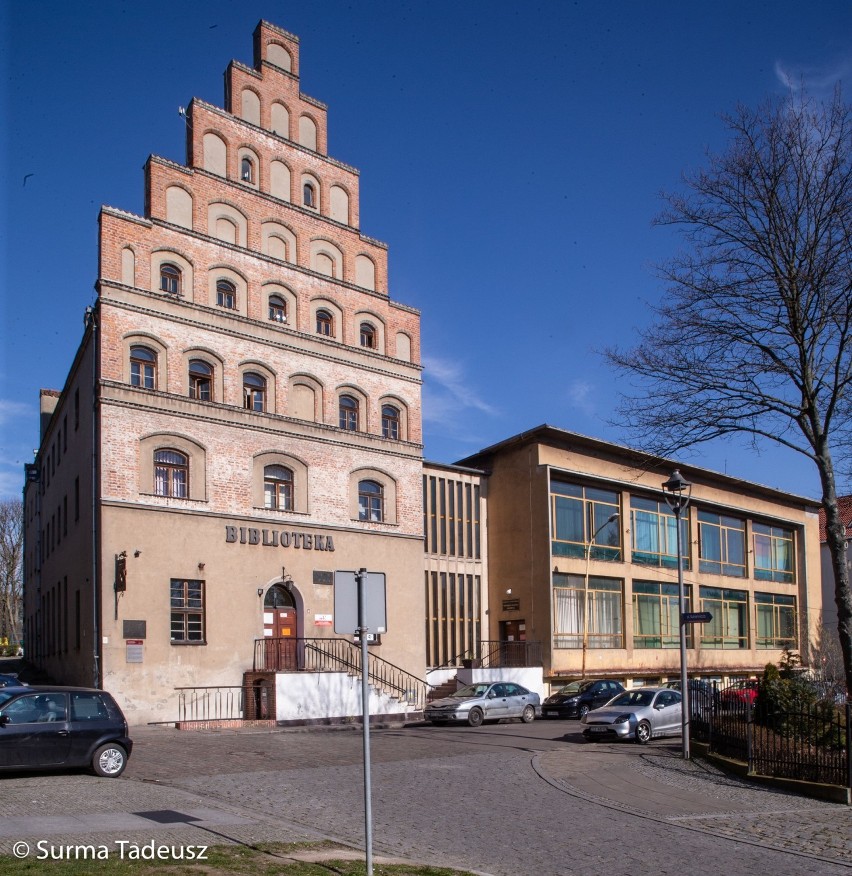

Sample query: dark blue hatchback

[0,686,132,777]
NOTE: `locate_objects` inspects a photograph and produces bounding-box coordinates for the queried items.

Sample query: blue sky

[3,1,852,501]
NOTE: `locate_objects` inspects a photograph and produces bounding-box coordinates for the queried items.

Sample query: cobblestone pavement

[0,720,848,875]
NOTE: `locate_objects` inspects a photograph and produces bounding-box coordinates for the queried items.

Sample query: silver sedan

[580,687,682,743]
[425,681,540,727]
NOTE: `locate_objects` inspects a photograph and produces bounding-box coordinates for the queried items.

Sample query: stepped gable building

[23,21,425,724]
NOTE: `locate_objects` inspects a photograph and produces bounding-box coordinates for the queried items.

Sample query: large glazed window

[753,523,795,583]
[170,578,205,643]
[264,465,293,511]
[188,360,213,401]
[698,511,746,577]
[550,481,621,561]
[755,592,797,649]
[633,581,691,648]
[154,450,188,498]
[630,496,689,570]
[552,573,623,649]
[700,586,748,649]
[130,346,157,389]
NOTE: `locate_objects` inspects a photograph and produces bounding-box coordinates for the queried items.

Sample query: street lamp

[662,469,692,760]
[581,511,620,679]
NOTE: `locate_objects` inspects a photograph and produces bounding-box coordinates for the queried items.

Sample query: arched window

[339,395,359,431]
[243,372,266,412]
[381,405,400,440]
[188,360,213,401]
[154,449,188,498]
[316,309,333,336]
[160,263,182,296]
[264,583,295,608]
[303,182,316,208]
[240,156,255,183]
[358,480,384,522]
[360,322,376,349]
[268,295,287,323]
[216,279,236,309]
[264,465,293,510]
[130,346,157,389]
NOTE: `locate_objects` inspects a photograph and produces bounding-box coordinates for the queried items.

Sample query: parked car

[719,679,759,708]
[0,686,132,777]
[664,678,720,716]
[425,681,540,727]
[0,673,25,688]
[581,686,682,744]
[542,678,625,719]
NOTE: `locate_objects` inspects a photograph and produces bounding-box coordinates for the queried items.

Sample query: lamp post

[581,511,620,679]
[662,470,692,760]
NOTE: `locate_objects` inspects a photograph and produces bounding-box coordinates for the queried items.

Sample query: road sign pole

[357,568,374,876]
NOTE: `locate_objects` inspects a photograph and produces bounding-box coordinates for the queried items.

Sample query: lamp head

[662,469,692,511]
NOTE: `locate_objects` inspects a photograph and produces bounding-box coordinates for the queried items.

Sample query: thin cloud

[774,58,852,97]
[422,354,498,431]
[565,379,596,417]
[0,399,32,426]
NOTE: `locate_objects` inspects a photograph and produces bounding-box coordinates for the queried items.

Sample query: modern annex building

[23,21,426,725]
[23,22,826,725]
[457,426,823,687]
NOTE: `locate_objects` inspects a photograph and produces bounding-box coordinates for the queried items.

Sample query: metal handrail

[254,637,430,710]
[433,640,543,670]
[176,685,247,722]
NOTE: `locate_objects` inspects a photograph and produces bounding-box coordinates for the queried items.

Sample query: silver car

[425,681,540,727]
[580,686,682,744]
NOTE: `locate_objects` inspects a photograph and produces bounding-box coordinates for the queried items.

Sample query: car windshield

[609,690,655,708]
[0,689,23,707]
[451,684,492,698]
[556,682,586,695]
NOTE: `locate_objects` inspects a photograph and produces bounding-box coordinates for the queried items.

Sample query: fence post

[746,702,754,774]
[846,702,851,792]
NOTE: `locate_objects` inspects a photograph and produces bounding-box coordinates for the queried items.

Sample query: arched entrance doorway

[263,583,298,670]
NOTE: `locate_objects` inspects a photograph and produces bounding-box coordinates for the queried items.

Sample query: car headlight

[566,697,579,704]
[613,714,632,724]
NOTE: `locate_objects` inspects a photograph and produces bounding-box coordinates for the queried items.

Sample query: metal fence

[176,685,248,722]
[691,682,851,789]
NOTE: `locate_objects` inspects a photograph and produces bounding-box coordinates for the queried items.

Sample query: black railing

[436,640,543,670]
[691,682,851,790]
[254,637,429,711]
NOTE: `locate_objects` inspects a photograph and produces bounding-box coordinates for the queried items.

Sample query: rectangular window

[170,578,205,643]
[698,510,745,577]
[700,586,748,649]
[755,592,797,649]
[630,496,689,569]
[753,523,795,583]
[553,573,623,649]
[550,480,621,561]
[633,581,691,648]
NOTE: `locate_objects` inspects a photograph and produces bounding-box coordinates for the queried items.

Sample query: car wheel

[635,720,652,745]
[521,704,535,723]
[578,704,590,719]
[467,707,484,728]
[91,743,127,777]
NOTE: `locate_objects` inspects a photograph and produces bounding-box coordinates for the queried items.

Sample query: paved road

[0,718,849,875]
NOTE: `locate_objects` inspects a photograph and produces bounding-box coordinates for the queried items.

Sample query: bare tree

[0,499,23,649]
[606,90,852,694]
